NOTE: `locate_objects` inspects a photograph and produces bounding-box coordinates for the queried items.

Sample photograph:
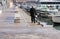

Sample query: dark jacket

[30,8,36,17]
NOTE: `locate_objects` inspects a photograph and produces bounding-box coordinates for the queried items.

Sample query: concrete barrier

[14,17,20,23]
[14,13,20,23]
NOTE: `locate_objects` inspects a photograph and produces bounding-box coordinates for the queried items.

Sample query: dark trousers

[31,16,35,23]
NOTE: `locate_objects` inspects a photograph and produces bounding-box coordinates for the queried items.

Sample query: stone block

[14,18,20,23]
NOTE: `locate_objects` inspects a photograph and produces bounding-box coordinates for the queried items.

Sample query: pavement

[0,7,60,39]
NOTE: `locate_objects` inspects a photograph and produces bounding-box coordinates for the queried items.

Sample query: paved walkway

[0,7,60,39]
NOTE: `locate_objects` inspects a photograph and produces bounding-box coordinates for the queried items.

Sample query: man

[30,6,36,23]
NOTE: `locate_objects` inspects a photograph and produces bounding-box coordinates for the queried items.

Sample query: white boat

[48,10,60,24]
[52,12,60,23]
[47,9,60,25]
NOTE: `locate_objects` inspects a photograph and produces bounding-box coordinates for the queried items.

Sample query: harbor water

[38,17,60,30]
[54,23,60,30]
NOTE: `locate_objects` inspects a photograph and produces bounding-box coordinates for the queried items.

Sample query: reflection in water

[54,23,60,30]
[37,16,53,25]
[39,17,60,30]
[36,15,60,30]
[54,26,60,30]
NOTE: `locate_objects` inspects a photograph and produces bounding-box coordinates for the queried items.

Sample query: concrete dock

[0,7,60,39]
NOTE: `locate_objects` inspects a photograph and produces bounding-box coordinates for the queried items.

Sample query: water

[38,17,60,30]
[54,23,60,30]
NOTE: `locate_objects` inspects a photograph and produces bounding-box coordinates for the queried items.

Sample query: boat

[52,12,60,23]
